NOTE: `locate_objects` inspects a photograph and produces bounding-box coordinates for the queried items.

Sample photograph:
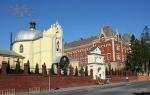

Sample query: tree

[79,67,84,76]
[59,56,69,69]
[6,60,11,74]
[50,64,55,75]
[141,26,150,41]
[125,33,150,73]
[15,58,21,74]
[85,66,88,76]
[27,60,30,74]
[75,66,78,76]
[35,63,39,74]
[63,64,68,76]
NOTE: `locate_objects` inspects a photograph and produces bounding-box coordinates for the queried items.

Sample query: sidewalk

[49,80,139,93]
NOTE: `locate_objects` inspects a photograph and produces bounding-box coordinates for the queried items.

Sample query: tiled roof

[64,36,98,49]
[0,49,24,58]
[64,26,131,49]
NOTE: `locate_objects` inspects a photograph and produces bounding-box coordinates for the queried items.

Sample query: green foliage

[35,63,39,74]
[59,56,69,69]
[141,26,150,41]
[125,33,150,73]
[85,66,88,76]
[6,60,11,74]
[15,58,22,74]
[79,67,84,75]
[75,66,78,76]
[63,64,68,76]
[27,60,30,74]
[111,68,114,75]
[50,64,55,75]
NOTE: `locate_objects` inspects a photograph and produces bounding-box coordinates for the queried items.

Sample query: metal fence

[0,87,50,95]
[0,89,15,95]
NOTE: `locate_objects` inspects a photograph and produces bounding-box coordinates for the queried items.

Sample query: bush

[14,58,22,74]
[6,60,11,74]
[27,60,30,74]
[75,66,78,76]
[35,63,39,74]
[85,66,88,76]
[50,64,56,75]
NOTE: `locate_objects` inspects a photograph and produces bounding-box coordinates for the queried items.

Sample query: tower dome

[14,21,42,42]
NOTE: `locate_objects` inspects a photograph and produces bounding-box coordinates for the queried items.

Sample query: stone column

[1,61,7,76]
[24,63,29,75]
[42,63,47,75]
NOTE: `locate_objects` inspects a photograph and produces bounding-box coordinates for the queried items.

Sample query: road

[32,81,150,95]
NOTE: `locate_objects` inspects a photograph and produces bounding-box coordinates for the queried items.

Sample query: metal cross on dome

[7,4,35,17]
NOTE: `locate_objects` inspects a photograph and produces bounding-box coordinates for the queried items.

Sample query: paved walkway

[49,80,139,93]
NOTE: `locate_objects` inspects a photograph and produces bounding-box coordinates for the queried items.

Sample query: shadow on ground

[133,92,150,95]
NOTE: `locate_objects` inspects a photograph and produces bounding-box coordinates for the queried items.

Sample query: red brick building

[64,26,130,69]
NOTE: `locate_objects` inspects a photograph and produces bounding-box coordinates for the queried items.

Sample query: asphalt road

[32,81,150,95]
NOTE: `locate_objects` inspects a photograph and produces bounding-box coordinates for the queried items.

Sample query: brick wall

[137,75,150,81]
[0,61,147,93]
[0,61,95,92]
[0,75,95,92]
[111,75,137,83]
[50,76,95,89]
[0,75,49,92]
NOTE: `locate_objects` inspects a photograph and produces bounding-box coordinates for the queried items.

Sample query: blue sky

[0,0,150,50]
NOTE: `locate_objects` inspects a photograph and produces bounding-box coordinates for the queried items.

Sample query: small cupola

[29,21,36,30]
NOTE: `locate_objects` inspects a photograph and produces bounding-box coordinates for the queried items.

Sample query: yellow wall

[12,23,63,72]
[0,56,24,69]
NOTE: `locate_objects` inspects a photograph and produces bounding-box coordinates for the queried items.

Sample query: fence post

[1,61,7,76]
[42,63,47,75]
[24,63,29,75]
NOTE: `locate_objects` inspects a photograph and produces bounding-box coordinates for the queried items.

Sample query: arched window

[20,44,23,53]
[56,41,60,51]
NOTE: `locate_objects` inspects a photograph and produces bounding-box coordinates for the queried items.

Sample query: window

[20,44,23,53]
[107,53,111,60]
[116,45,120,51]
[56,41,60,51]
[116,53,121,60]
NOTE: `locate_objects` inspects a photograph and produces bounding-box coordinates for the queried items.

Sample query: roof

[64,36,98,49]
[102,26,115,37]
[89,46,99,51]
[0,49,24,58]
[14,29,42,42]
[64,26,131,50]
[87,63,106,65]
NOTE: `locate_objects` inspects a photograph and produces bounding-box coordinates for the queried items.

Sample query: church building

[12,21,63,71]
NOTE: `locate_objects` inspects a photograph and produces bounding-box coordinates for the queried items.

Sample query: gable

[90,47,101,55]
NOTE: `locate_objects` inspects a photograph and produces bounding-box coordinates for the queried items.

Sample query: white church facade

[12,21,63,71]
